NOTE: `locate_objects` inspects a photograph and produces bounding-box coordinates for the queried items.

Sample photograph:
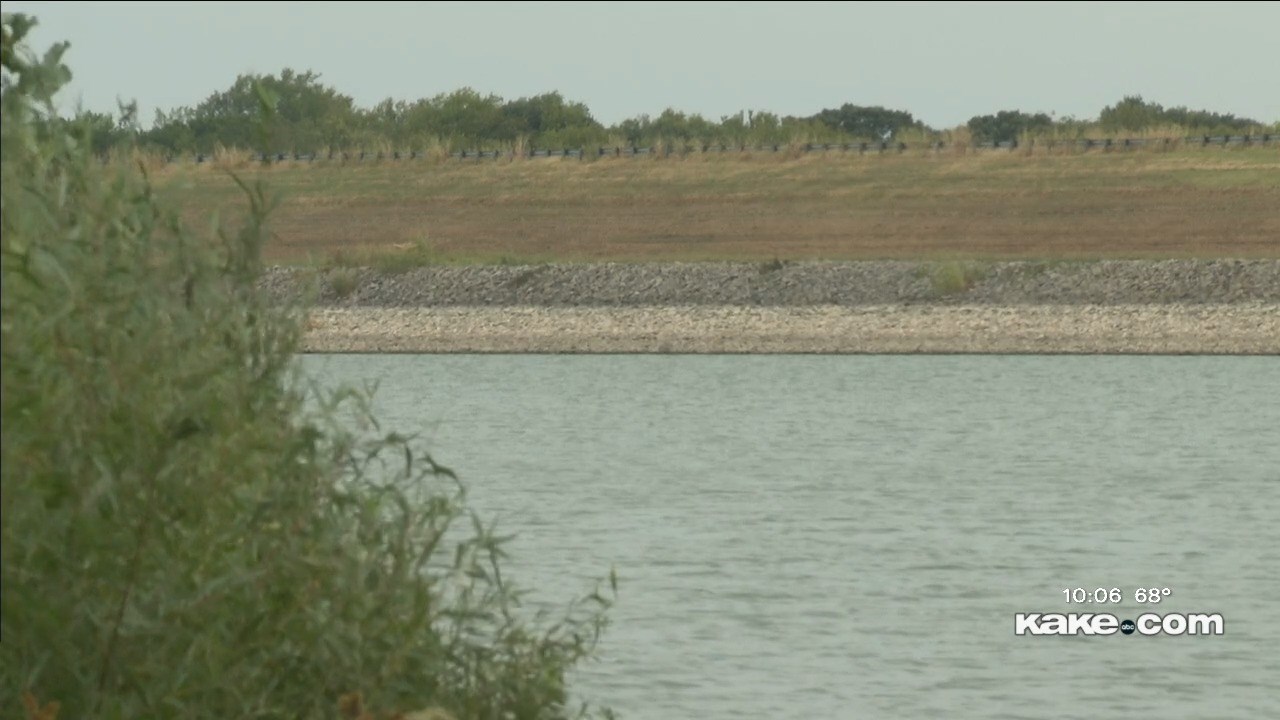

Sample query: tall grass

[924,261,988,296]
[1,14,613,719]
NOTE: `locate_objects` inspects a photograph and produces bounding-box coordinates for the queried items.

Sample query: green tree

[1098,95,1164,133]
[146,105,197,153]
[615,113,651,145]
[361,96,410,146]
[812,104,921,140]
[144,68,357,154]
[71,102,139,155]
[743,110,786,145]
[502,92,597,134]
[967,109,1054,143]
[429,87,508,147]
[1100,95,1261,135]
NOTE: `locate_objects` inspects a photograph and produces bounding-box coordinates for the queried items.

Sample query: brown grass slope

[151,148,1280,265]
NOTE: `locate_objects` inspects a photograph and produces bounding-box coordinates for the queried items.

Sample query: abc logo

[1120,619,1136,635]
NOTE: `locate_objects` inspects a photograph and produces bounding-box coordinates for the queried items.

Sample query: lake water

[303,354,1280,719]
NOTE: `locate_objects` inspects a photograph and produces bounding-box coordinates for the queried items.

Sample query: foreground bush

[0,14,611,719]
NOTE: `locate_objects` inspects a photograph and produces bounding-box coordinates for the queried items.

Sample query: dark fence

[161,134,1278,165]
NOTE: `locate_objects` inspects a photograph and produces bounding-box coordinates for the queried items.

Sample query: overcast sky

[6,1,1278,128]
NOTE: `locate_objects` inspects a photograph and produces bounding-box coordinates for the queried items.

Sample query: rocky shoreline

[262,260,1280,354]
[263,259,1280,307]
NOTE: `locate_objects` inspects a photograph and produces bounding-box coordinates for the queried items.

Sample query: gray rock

[259,260,1280,308]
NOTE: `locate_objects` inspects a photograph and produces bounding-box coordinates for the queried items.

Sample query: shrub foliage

[0,14,611,719]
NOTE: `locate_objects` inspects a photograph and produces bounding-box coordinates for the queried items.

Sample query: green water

[304,355,1280,719]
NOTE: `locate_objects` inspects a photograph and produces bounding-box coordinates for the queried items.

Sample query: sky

[5,1,1278,129]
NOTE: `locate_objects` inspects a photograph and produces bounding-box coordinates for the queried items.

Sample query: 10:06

[1063,587,1122,603]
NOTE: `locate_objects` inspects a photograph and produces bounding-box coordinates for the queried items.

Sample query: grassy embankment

[151,146,1280,268]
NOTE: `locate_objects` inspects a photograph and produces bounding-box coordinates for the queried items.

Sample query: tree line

[80,68,1274,156]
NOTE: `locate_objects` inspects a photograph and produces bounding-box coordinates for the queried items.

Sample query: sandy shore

[302,304,1280,354]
